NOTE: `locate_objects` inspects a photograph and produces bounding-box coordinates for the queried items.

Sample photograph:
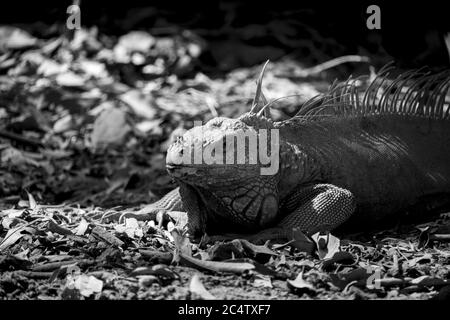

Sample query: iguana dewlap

[134,64,450,239]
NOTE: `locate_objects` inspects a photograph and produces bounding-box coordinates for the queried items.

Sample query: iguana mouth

[166,164,198,179]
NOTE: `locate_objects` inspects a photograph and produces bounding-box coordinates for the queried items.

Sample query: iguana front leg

[120,187,187,226]
[244,184,356,243]
[121,183,355,243]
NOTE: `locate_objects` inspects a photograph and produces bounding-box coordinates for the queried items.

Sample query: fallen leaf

[180,253,255,274]
[408,254,433,268]
[139,249,173,264]
[311,231,341,260]
[74,219,90,236]
[138,275,160,287]
[73,275,103,297]
[55,72,86,87]
[275,254,287,268]
[47,219,73,236]
[120,90,157,119]
[2,208,25,219]
[77,60,107,78]
[37,59,68,76]
[329,267,371,290]
[0,26,37,51]
[0,225,35,252]
[322,251,355,270]
[91,226,124,247]
[114,218,143,239]
[229,258,280,277]
[287,272,316,293]
[171,227,192,263]
[289,228,315,254]
[0,254,32,271]
[26,191,37,210]
[189,274,216,300]
[1,146,41,168]
[410,276,447,287]
[135,119,163,135]
[130,265,179,283]
[53,115,74,133]
[91,107,131,150]
[253,274,273,288]
[238,239,277,262]
[294,260,315,269]
[114,31,155,62]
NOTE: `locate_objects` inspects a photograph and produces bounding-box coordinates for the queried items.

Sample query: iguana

[125,63,450,241]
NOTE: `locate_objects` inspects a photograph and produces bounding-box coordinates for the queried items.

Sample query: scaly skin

[127,65,450,242]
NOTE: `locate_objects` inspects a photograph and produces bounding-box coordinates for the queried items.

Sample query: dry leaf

[0,225,35,252]
[410,276,447,287]
[322,251,355,270]
[47,219,73,236]
[289,228,315,254]
[91,107,131,150]
[238,239,277,261]
[130,265,179,282]
[0,26,37,51]
[91,226,124,247]
[329,267,371,290]
[180,253,255,274]
[253,274,272,288]
[26,191,37,210]
[171,227,192,262]
[311,231,341,260]
[2,208,25,219]
[408,254,433,268]
[73,275,103,297]
[287,272,315,293]
[55,72,85,87]
[74,219,90,236]
[114,218,143,239]
[114,31,155,61]
[120,90,157,119]
[189,274,216,300]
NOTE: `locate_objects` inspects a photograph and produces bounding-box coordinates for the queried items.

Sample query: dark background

[1,1,449,70]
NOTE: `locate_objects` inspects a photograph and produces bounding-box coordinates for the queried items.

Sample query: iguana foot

[101,187,188,228]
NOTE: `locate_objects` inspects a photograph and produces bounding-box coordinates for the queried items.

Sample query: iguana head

[165,62,283,233]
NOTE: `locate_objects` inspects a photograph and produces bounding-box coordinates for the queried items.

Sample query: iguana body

[132,65,450,240]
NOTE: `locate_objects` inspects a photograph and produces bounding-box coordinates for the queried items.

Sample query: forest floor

[0,25,449,300]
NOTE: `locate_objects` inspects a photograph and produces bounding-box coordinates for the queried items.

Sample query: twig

[32,260,82,272]
[13,271,53,279]
[0,129,44,148]
[179,253,255,274]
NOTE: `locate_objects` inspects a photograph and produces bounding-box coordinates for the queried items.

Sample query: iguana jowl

[132,63,450,240]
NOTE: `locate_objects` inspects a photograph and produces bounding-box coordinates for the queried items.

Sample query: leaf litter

[0,23,449,300]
